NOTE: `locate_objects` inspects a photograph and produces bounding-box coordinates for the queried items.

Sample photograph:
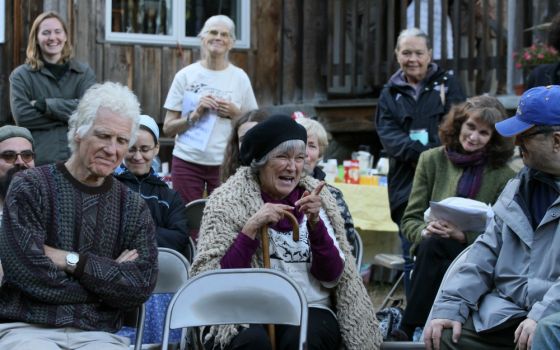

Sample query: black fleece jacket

[115,168,189,255]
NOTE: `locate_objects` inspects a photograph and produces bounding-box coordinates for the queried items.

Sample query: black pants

[203,308,341,350]
[400,236,466,339]
[439,316,521,349]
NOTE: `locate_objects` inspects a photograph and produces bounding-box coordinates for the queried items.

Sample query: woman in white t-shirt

[163,15,258,204]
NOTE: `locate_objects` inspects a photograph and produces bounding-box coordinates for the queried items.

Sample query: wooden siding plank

[160,46,191,122]
[102,44,132,86]
[282,0,302,103]
[133,45,162,122]
[302,0,326,101]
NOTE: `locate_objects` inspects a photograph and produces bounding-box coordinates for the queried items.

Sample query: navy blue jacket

[526,62,560,89]
[375,65,465,220]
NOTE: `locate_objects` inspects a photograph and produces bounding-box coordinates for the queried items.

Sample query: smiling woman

[190,115,382,349]
[375,27,465,299]
[396,95,516,339]
[163,14,258,204]
[9,11,96,166]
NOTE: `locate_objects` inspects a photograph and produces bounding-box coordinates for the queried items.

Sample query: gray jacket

[431,167,560,332]
[9,60,96,165]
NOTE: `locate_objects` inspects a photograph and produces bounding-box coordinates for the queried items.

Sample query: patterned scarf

[445,147,487,199]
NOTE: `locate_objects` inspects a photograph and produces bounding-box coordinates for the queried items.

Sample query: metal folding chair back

[156,247,191,293]
[353,230,364,269]
[122,304,145,350]
[184,198,207,231]
[184,199,207,261]
[161,268,308,350]
[130,247,190,350]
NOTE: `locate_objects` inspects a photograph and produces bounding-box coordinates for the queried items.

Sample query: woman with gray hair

[163,14,258,204]
[190,115,381,349]
[375,27,465,299]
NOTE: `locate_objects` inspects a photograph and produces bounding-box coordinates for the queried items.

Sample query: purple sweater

[220,186,344,282]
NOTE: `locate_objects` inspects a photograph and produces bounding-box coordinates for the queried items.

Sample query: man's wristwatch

[65,252,80,272]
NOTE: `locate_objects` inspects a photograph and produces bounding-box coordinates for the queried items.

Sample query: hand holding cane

[260,210,299,350]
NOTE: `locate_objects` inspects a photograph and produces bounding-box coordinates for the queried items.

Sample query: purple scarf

[445,147,487,199]
[261,187,305,231]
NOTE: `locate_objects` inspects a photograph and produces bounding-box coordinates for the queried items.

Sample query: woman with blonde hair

[9,11,96,165]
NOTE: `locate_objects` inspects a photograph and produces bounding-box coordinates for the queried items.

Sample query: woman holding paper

[375,27,465,298]
[163,15,258,204]
[396,95,515,340]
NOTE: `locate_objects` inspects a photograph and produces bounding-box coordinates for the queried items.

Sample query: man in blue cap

[424,85,560,350]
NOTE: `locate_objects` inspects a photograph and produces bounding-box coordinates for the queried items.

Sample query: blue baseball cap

[495,85,560,137]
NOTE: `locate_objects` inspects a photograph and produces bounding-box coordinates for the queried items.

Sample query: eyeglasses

[128,146,155,155]
[518,127,560,141]
[206,29,230,38]
[0,150,35,164]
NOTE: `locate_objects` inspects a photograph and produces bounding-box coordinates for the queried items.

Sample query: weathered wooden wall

[0,0,43,124]
[67,0,290,124]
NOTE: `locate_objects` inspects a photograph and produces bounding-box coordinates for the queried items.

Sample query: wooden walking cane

[260,210,300,350]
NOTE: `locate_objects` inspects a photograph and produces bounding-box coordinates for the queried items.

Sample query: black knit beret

[239,114,307,166]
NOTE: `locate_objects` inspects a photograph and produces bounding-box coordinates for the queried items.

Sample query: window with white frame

[106,0,251,49]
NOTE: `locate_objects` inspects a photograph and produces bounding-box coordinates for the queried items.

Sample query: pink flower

[524,53,532,60]
[515,63,522,69]
[537,53,545,59]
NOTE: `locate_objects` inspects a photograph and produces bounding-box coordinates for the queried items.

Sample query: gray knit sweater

[0,163,158,332]
[190,166,382,349]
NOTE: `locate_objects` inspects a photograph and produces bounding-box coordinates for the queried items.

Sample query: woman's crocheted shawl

[190,166,382,349]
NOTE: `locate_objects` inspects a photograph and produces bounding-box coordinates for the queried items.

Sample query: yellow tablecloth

[330,183,398,233]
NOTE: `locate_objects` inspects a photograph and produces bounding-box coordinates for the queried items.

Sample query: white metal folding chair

[123,304,145,350]
[184,199,207,261]
[131,247,190,350]
[372,253,405,311]
[161,268,308,350]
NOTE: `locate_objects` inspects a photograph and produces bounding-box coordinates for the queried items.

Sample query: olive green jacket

[402,146,516,253]
[9,60,96,165]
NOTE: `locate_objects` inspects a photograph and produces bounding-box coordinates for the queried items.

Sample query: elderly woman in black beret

[190,115,381,350]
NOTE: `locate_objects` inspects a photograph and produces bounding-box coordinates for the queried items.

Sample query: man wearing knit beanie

[0,125,35,284]
[0,125,35,178]
[0,125,35,203]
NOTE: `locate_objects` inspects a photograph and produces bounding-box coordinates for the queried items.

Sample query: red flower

[514,42,559,70]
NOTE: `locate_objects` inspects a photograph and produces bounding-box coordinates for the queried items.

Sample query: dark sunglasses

[0,150,35,164]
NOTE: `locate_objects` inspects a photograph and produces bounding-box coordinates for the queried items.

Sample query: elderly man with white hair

[0,82,158,349]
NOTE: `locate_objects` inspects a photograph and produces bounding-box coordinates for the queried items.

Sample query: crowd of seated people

[5,8,560,350]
